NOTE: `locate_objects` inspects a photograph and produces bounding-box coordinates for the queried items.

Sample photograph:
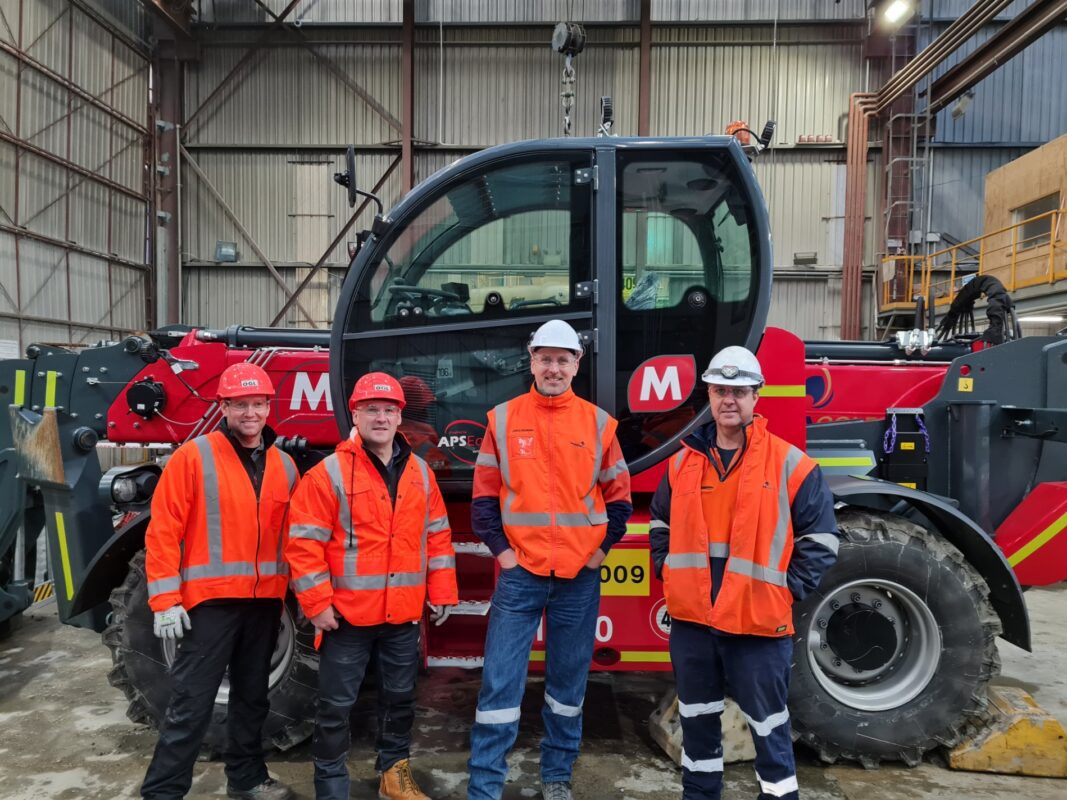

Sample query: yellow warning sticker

[958,377,974,392]
[33,581,55,604]
[899,482,917,489]
[900,441,916,450]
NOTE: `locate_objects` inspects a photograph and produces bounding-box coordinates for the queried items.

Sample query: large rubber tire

[790,509,1001,767]
[102,550,318,752]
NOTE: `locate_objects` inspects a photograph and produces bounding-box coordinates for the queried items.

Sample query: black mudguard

[69,510,150,622]
[827,474,1030,651]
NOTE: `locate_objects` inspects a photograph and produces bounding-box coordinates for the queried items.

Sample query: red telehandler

[2,134,1065,767]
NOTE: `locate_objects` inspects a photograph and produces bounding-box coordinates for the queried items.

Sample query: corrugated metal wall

[0,0,151,352]
[181,17,880,335]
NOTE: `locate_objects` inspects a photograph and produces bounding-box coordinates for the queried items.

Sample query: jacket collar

[682,415,768,476]
[338,431,412,463]
[527,383,576,409]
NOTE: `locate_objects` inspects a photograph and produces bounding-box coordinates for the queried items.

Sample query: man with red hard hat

[141,362,298,800]
[286,371,458,800]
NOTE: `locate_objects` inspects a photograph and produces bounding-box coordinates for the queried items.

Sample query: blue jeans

[312,620,420,800]
[670,620,796,800]
[467,565,601,800]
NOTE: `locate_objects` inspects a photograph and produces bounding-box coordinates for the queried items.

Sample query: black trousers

[312,620,420,800]
[141,600,282,800]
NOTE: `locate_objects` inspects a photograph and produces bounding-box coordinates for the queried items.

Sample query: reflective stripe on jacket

[285,433,458,626]
[145,430,298,612]
[663,417,816,636]
[472,385,631,578]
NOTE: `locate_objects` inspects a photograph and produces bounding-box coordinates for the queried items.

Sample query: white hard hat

[702,346,764,387]
[528,319,584,355]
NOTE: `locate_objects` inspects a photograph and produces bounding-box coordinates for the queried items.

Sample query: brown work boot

[378,758,431,799]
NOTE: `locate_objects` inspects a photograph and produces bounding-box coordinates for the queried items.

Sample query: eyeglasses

[532,355,577,368]
[224,400,270,413]
[357,405,401,418]
[710,385,755,399]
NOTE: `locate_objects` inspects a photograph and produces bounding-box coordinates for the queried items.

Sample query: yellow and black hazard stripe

[32,581,55,604]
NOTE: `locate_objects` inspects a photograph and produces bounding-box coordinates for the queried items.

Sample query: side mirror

[333,145,359,208]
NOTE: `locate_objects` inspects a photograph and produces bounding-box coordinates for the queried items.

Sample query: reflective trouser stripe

[649,519,668,532]
[292,570,329,593]
[148,576,181,597]
[679,700,725,717]
[428,555,455,570]
[681,751,724,773]
[744,708,790,737]
[544,692,582,717]
[756,772,799,797]
[475,707,521,724]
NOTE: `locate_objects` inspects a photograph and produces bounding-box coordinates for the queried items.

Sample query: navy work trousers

[670,619,798,800]
[141,599,281,800]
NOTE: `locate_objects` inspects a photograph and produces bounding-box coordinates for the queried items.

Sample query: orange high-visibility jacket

[285,434,458,626]
[472,386,632,578]
[145,431,298,612]
[663,417,816,636]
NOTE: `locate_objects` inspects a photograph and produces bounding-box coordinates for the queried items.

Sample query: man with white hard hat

[649,345,840,800]
[467,319,633,800]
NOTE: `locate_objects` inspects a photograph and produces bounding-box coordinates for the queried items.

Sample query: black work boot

[226,777,295,800]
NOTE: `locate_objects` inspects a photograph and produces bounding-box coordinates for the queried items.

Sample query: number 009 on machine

[599,549,651,596]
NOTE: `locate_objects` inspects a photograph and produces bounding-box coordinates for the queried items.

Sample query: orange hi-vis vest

[145,431,298,612]
[285,434,459,627]
[663,416,816,637]
[472,385,631,578]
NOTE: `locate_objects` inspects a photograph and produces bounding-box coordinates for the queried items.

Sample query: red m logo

[627,355,697,412]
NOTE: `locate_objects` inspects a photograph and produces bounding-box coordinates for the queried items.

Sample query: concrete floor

[0,585,1065,800]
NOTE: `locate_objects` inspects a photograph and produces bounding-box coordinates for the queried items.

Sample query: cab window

[356,159,592,329]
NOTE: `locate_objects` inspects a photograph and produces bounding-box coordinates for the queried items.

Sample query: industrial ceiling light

[1018,315,1064,323]
[882,0,915,25]
[214,241,238,263]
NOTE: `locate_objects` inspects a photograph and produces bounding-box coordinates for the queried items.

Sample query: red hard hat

[349,372,406,411]
[217,362,275,400]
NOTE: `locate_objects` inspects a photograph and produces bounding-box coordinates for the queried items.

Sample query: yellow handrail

[879,208,1066,314]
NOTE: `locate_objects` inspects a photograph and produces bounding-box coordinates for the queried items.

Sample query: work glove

[154,604,192,640]
[427,602,454,626]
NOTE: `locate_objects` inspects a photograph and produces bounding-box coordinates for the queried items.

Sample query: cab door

[606,142,771,475]
[331,150,598,490]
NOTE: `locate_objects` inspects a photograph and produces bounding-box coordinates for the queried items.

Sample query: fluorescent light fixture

[883,1,914,24]
[1018,315,1064,323]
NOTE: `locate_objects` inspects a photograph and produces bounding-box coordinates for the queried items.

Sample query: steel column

[637,0,651,137]
[155,54,183,325]
[842,93,876,340]
[401,0,415,191]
